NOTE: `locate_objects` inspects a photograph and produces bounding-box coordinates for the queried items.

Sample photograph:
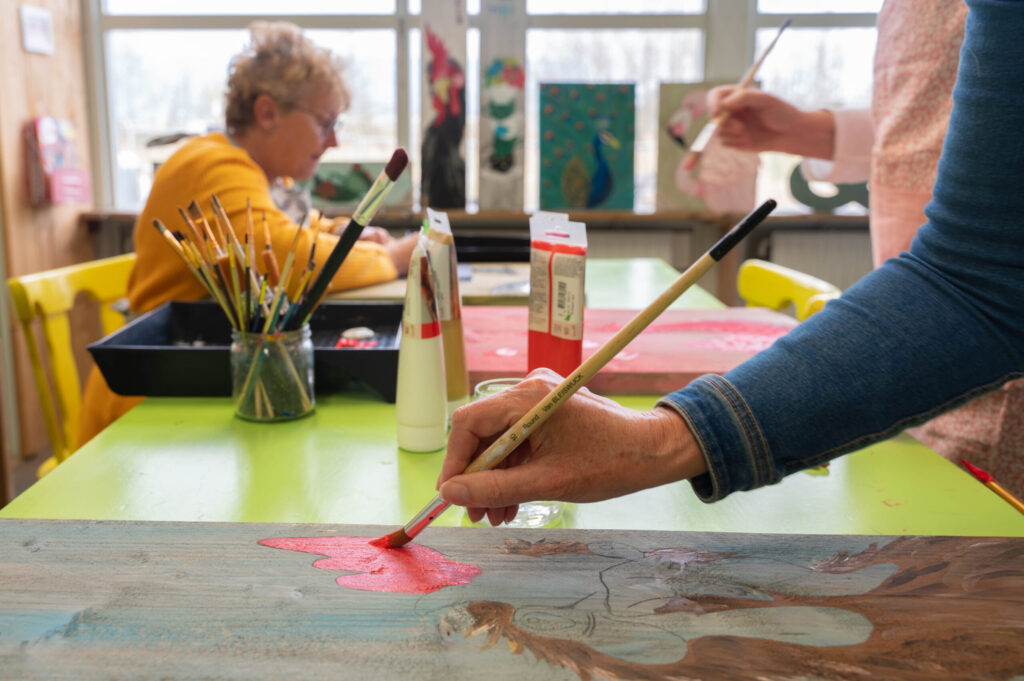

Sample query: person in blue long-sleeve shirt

[437,0,1024,527]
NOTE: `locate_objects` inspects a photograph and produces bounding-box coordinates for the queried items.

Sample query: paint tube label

[402,253,441,339]
[528,247,553,333]
[424,209,460,323]
[550,253,584,340]
[527,218,586,341]
[528,216,586,376]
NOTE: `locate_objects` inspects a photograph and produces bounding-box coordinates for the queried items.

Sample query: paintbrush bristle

[385,147,409,182]
[369,528,411,549]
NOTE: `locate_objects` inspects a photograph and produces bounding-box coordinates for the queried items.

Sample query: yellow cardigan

[79,133,398,446]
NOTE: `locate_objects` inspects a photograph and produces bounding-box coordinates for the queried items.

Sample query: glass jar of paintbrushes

[151,193,323,423]
[150,152,410,423]
[231,325,314,421]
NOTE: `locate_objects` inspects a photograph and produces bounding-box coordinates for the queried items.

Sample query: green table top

[4,257,1020,536]
[584,258,723,310]
[4,393,1022,536]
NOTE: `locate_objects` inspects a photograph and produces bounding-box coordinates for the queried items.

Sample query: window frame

[82,0,877,210]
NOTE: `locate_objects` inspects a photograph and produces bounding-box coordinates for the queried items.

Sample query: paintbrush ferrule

[350,171,394,228]
[403,496,451,541]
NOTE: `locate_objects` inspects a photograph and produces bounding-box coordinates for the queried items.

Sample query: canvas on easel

[539,83,635,211]
[657,82,759,213]
[421,0,467,209]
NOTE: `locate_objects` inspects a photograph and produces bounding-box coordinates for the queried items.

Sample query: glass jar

[231,325,314,422]
[469,377,568,529]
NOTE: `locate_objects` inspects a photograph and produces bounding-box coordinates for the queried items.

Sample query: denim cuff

[657,374,780,503]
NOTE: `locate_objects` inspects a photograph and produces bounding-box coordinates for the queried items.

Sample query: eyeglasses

[290,104,343,140]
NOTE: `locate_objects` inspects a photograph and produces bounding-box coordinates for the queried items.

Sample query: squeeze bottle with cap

[395,233,447,452]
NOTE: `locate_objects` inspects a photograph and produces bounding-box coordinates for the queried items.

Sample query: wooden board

[2,519,1021,680]
[463,306,798,394]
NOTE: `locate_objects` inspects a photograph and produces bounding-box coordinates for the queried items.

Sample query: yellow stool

[7,253,136,477]
[737,258,841,321]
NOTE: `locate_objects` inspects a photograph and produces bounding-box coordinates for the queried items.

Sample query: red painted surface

[465,306,798,395]
[259,536,481,594]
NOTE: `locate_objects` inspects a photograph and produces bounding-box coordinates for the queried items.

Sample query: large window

[88,0,877,213]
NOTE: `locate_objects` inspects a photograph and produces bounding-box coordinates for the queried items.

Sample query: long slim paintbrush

[372,199,779,549]
[286,147,409,330]
[960,458,1024,515]
[683,17,791,171]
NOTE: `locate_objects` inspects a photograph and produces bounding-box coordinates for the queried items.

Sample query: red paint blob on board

[258,536,481,594]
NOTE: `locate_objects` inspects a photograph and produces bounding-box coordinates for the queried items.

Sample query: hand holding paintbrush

[373,199,778,549]
[683,18,790,170]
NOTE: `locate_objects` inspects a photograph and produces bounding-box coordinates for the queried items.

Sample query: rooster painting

[422,24,466,209]
[659,84,758,213]
[540,83,634,211]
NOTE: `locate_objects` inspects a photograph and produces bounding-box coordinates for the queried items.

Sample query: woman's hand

[437,369,708,526]
[707,85,835,160]
[385,232,419,276]
[357,225,393,245]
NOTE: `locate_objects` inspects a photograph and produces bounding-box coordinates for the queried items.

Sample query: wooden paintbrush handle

[465,199,777,476]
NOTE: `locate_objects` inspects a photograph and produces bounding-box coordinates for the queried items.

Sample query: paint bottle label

[425,208,470,421]
[528,215,587,377]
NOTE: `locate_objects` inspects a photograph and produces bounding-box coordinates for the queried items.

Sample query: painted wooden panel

[421,0,467,209]
[657,81,758,213]
[463,306,798,394]
[3,519,1021,680]
[540,83,635,211]
[478,0,526,211]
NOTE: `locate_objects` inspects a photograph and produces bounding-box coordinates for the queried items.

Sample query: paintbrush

[683,17,791,171]
[286,147,409,330]
[372,198,778,549]
[960,458,1024,515]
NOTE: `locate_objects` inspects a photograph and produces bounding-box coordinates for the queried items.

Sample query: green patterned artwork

[300,161,412,210]
[539,83,635,211]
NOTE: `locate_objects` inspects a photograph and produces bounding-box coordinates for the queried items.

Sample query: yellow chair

[6,253,136,477]
[737,258,841,321]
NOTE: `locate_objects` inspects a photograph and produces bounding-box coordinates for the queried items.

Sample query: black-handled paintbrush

[286,148,409,330]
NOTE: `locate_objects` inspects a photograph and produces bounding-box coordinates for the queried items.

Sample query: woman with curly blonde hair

[78,22,416,447]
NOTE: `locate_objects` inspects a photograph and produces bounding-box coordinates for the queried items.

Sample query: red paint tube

[528,215,587,377]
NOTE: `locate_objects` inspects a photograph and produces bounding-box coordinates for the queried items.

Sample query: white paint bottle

[395,234,448,452]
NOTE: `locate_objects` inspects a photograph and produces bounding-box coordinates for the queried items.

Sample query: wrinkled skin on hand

[438,368,708,526]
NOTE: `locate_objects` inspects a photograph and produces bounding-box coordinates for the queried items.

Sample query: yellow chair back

[737,258,840,321]
[6,253,136,475]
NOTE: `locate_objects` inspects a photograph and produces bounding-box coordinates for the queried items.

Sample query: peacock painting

[539,83,635,211]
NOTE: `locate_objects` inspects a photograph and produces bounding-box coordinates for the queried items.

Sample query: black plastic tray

[88,301,401,401]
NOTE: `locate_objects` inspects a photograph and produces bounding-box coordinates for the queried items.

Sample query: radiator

[767,230,872,291]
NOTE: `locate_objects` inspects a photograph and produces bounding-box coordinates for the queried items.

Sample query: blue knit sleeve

[660,0,1024,502]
